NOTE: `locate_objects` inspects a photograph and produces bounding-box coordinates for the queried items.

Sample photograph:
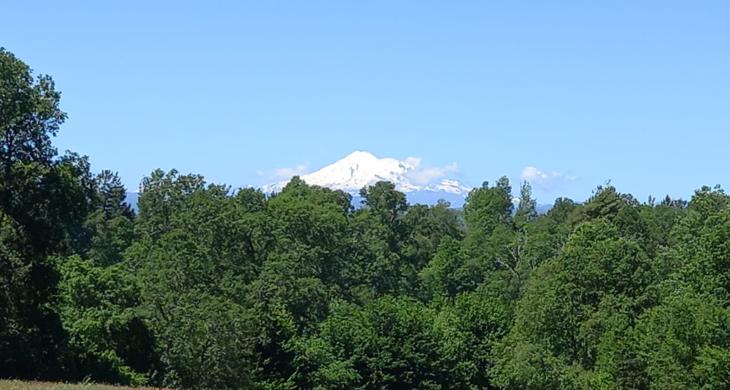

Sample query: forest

[2,47,730,389]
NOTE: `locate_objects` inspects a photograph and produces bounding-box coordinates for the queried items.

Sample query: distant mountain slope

[262,151,472,206]
[127,152,557,210]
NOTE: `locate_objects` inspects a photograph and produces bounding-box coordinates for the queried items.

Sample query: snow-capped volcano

[262,151,471,205]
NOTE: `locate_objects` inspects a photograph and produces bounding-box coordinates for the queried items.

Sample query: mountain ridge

[262,151,472,206]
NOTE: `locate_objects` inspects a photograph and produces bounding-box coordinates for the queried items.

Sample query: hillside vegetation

[2,48,730,389]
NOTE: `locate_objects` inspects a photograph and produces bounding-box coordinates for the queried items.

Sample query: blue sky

[2,1,729,202]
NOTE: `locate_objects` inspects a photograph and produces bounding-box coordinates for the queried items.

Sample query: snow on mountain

[262,151,471,205]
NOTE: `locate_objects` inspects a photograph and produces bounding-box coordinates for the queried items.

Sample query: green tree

[344,182,413,298]
[247,178,352,387]
[76,170,135,266]
[0,48,96,378]
[295,296,458,389]
[129,171,267,387]
[632,287,730,389]
[494,205,657,389]
[56,256,156,385]
[402,201,464,274]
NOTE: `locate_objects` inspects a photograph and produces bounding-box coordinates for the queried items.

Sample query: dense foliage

[2,48,730,389]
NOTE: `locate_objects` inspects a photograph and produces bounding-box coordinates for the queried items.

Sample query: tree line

[2,48,729,389]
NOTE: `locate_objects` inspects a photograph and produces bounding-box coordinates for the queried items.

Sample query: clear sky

[2,1,729,202]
